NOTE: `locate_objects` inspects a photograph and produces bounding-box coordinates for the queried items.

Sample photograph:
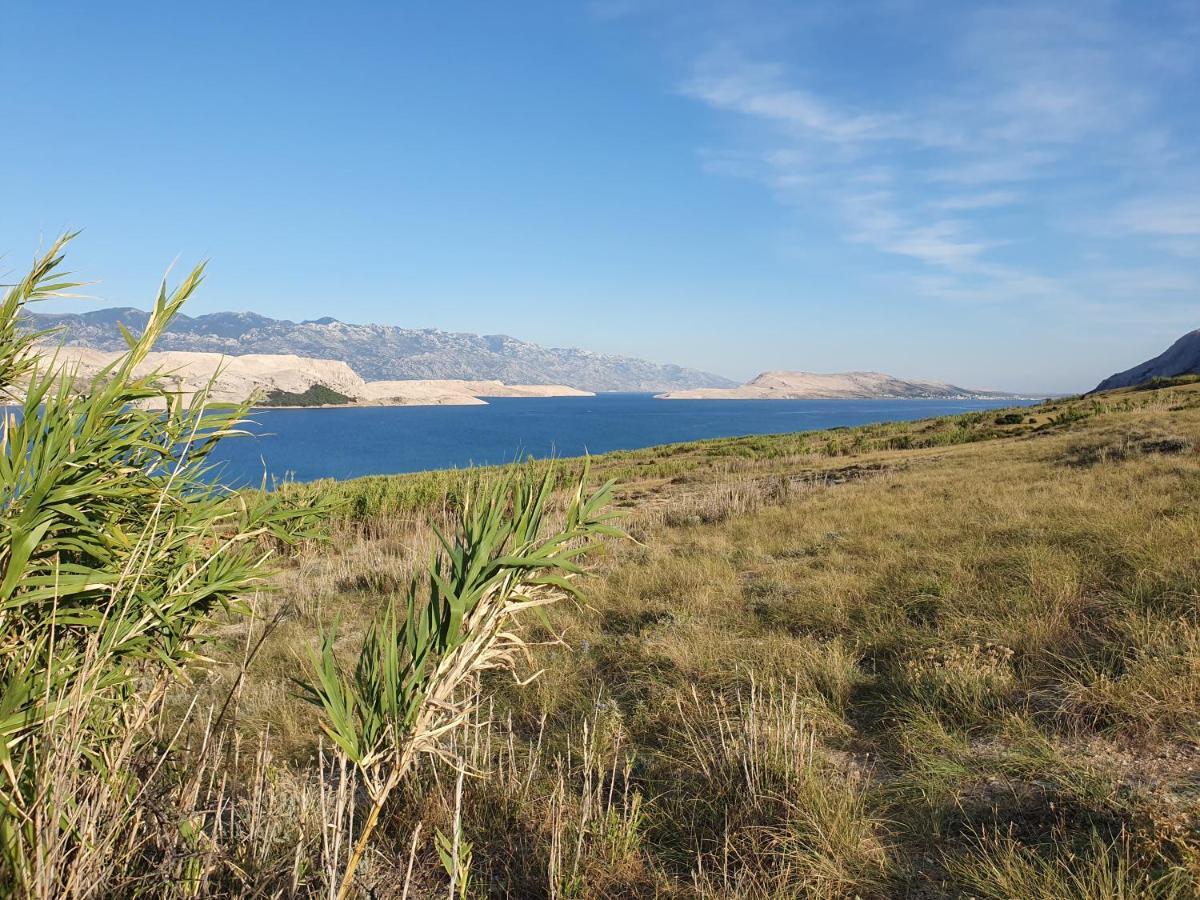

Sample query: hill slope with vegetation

[197,381,1200,897]
[8,240,1200,897]
[1095,329,1200,392]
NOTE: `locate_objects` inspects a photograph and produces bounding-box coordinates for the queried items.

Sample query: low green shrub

[259,383,354,406]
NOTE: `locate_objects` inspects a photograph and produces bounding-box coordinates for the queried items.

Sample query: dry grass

[135,382,1200,895]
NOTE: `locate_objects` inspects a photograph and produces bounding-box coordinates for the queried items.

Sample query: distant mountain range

[659,370,1021,400]
[21,307,737,393]
[1094,330,1200,392]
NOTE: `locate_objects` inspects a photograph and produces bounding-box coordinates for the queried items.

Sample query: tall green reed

[0,235,324,895]
[305,465,621,899]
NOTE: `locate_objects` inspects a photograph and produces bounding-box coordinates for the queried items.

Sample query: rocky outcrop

[1093,330,1200,392]
[21,308,736,393]
[358,379,592,403]
[26,346,593,407]
[658,370,1016,400]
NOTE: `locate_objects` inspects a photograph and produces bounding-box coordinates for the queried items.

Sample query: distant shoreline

[248,393,1055,410]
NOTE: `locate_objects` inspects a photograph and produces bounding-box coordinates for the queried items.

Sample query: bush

[259,383,354,406]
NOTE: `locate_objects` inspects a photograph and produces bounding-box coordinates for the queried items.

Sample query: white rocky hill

[26,346,591,407]
[658,371,1016,400]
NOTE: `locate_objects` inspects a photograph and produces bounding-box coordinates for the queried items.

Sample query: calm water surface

[208,393,1035,485]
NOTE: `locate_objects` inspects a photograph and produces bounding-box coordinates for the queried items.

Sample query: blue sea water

[206,393,1036,486]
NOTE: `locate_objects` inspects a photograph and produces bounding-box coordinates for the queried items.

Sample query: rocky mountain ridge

[21,308,735,393]
[1093,330,1200,392]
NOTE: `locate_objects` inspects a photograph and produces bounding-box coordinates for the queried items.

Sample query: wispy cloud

[935,191,1022,211]
[842,191,994,270]
[684,61,897,145]
[926,152,1055,187]
[626,0,1200,311]
[1118,198,1200,238]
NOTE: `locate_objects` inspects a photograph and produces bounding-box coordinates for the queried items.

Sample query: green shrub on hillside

[1135,374,1200,391]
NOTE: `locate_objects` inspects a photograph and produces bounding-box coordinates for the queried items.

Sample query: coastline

[248,393,1055,410]
[211,394,1037,484]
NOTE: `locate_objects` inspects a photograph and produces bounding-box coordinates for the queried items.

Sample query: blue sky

[2,0,1197,392]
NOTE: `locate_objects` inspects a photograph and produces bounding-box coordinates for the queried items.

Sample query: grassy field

[167,381,1200,897]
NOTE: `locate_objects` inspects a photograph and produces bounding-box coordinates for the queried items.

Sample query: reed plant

[0,235,325,895]
[304,466,620,898]
[0,235,624,896]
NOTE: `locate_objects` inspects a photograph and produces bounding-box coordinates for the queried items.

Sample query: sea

[206,393,1037,486]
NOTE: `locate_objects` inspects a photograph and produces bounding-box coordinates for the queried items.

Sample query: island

[657,370,1019,401]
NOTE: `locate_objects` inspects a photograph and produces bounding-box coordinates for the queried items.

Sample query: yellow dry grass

[175,383,1200,897]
